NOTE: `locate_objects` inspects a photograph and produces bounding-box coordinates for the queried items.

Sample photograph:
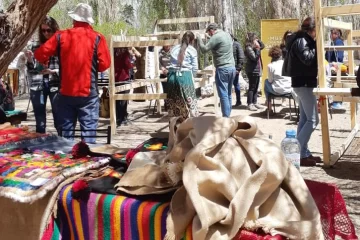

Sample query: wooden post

[153,21,162,114]
[109,36,117,135]
[315,0,332,167]
[347,28,354,75]
[347,28,357,130]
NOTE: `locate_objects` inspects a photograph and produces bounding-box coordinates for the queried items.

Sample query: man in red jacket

[35,3,110,143]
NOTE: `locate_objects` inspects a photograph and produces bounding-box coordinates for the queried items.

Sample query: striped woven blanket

[43,185,192,240]
[42,184,286,240]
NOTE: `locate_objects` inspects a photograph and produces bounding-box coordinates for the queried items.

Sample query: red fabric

[306,180,358,240]
[34,22,111,97]
[114,50,133,82]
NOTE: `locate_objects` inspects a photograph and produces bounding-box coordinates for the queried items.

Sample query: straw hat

[68,3,94,25]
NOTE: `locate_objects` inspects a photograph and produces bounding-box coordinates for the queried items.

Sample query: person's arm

[97,35,111,72]
[197,34,217,53]
[294,38,317,66]
[335,39,344,62]
[268,65,274,83]
[245,46,261,62]
[124,53,133,70]
[34,34,58,64]
[258,39,265,50]
[190,50,199,76]
[237,44,245,71]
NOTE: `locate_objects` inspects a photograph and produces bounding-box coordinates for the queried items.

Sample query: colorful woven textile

[0,125,54,149]
[42,180,358,240]
[43,184,186,240]
[0,148,109,203]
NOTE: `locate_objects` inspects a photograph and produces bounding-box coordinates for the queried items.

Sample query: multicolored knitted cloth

[0,148,109,203]
[42,184,193,240]
[0,125,54,149]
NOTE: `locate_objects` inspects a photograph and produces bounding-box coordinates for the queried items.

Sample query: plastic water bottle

[281,130,300,170]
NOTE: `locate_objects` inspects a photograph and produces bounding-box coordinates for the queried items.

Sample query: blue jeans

[57,94,99,143]
[215,66,236,117]
[30,88,58,133]
[264,79,282,99]
[293,87,319,158]
[233,73,241,103]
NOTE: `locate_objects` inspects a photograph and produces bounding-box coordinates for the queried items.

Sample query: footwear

[300,157,316,166]
[331,102,344,110]
[248,104,258,111]
[234,101,242,107]
[308,155,322,163]
[254,104,265,109]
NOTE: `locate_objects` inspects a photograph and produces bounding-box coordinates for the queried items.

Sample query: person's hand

[253,40,260,49]
[40,69,56,75]
[195,33,202,40]
[236,70,240,74]
[25,50,33,62]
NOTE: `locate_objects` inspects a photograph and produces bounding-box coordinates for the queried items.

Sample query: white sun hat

[68,3,94,25]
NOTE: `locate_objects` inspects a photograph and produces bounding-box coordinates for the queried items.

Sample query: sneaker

[248,104,258,111]
[300,157,316,166]
[331,102,344,110]
[254,104,265,109]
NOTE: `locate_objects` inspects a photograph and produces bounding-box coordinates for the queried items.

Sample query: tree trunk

[0,0,58,77]
[221,0,233,33]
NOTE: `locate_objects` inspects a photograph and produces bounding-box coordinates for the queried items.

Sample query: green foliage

[93,21,140,37]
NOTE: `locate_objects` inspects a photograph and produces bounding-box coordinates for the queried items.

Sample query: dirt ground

[15,92,359,235]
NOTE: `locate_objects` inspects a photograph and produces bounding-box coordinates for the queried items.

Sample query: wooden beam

[334,82,358,88]
[348,29,355,75]
[324,45,360,51]
[330,124,359,165]
[353,30,360,37]
[114,93,167,101]
[316,0,331,167]
[322,4,360,17]
[341,97,360,102]
[157,16,214,25]
[313,88,353,96]
[146,29,205,37]
[350,102,357,128]
[329,75,356,80]
[323,18,352,30]
[109,36,117,135]
[112,39,179,48]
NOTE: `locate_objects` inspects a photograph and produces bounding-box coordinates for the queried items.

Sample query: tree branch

[0,0,58,77]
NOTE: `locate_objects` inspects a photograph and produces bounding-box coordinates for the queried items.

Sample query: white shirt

[169,44,198,75]
[268,60,291,95]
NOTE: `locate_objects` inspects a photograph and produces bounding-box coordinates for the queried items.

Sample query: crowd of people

[1,2,348,167]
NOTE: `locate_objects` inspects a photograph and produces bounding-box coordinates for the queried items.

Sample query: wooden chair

[58,126,111,144]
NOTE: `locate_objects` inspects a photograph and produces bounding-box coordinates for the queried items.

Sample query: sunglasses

[41,28,53,34]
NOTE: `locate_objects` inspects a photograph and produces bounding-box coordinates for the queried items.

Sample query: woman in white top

[167,31,199,120]
[264,45,292,109]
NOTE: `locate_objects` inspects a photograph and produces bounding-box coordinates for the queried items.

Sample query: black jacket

[233,41,245,72]
[282,32,318,88]
[244,39,265,76]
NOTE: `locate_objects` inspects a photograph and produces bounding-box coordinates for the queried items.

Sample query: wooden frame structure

[314,1,360,166]
[108,16,216,135]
